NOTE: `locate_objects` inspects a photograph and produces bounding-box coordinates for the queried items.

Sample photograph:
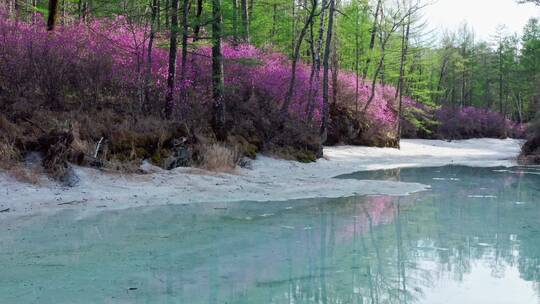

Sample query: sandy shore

[0,138,523,219]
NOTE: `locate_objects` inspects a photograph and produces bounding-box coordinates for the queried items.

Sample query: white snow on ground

[0,138,523,219]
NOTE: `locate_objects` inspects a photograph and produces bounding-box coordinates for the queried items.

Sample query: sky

[423,0,540,40]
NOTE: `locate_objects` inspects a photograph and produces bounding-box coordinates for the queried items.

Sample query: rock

[140,160,163,174]
[162,138,193,169]
[39,130,80,186]
[59,165,80,187]
[238,157,253,169]
[519,135,540,165]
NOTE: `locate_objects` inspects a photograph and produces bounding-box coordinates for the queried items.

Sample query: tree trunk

[436,56,448,103]
[47,0,59,31]
[281,0,318,119]
[362,0,382,78]
[271,3,277,40]
[232,0,239,44]
[396,17,411,147]
[363,50,385,112]
[291,0,296,57]
[193,0,204,41]
[320,0,335,143]
[240,0,249,42]
[78,0,83,21]
[145,0,159,110]
[354,0,360,113]
[165,0,170,28]
[248,0,254,27]
[499,44,503,114]
[306,0,327,122]
[179,0,190,108]
[330,35,339,105]
[212,0,226,140]
[61,0,66,25]
[307,17,317,114]
[14,0,20,20]
[31,0,38,23]
[156,0,161,30]
[165,0,179,118]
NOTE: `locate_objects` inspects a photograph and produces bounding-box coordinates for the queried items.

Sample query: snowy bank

[0,138,523,219]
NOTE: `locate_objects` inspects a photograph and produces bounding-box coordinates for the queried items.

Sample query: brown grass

[198,144,239,172]
[0,141,19,164]
[6,166,42,185]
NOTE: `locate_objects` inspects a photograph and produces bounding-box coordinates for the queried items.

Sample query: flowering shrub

[401,102,525,139]
[0,12,403,144]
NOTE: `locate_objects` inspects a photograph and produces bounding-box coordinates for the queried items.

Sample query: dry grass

[198,144,239,172]
[0,141,19,164]
[71,122,95,156]
[102,158,143,173]
[6,166,42,185]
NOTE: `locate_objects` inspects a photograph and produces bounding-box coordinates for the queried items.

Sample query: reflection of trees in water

[276,166,540,304]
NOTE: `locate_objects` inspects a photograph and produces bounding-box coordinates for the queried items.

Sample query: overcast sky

[423,0,540,40]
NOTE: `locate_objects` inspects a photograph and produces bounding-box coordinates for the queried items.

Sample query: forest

[0,0,539,182]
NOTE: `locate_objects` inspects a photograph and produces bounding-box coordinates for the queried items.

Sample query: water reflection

[0,166,539,303]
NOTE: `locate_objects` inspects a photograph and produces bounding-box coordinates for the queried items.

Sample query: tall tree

[165,0,179,118]
[193,0,204,41]
[320,0,335,143]
[240,0,249,41]
[145,0,159,109]
[494,26,506,114]
[212,0,226,139]
[281,0,319,118]
[47,0,59,31]
[232,0,239,44]
[306,0,327,122]
[362,0,382,78]
[396,14,411,144]
[179,0,190,106]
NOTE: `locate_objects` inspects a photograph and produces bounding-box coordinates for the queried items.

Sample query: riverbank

[0,138,523,219]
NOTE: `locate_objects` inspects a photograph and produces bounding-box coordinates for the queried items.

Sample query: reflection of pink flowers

[336,196,403,243]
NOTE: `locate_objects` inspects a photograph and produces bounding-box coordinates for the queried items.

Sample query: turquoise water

[1,166,539,303]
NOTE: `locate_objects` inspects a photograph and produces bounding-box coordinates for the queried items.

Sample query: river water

[1,165,539,303]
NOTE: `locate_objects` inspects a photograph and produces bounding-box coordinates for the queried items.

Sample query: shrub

[519,112,540,164]
[198,144,240,172]
[401,103,525,140]
[0,12,403,152]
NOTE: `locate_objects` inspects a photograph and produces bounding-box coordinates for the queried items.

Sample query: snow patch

[0,138,523,219]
